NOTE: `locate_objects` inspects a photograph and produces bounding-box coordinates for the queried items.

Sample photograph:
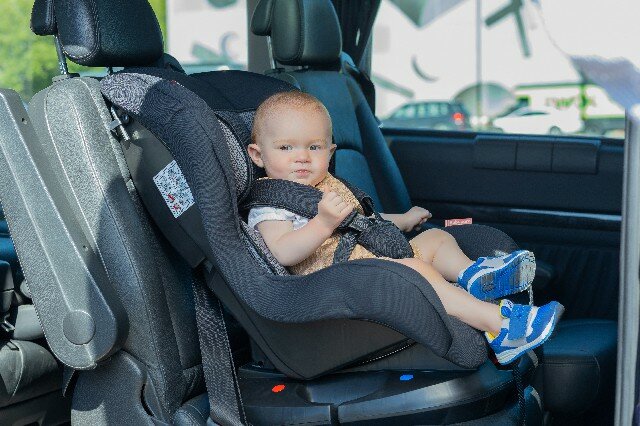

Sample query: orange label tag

[445,218,473,227]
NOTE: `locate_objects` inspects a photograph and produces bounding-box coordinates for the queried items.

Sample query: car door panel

[385,128,622,320]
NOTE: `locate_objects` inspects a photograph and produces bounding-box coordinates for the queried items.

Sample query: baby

[246,91,563,365]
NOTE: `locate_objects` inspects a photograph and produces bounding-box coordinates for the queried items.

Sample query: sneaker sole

[495,303,565,365]
[472,251,536,301]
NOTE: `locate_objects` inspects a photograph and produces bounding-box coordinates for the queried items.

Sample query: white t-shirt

[248,206,309,231]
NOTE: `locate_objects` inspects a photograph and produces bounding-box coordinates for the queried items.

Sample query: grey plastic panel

[72,351,160,425]
[27,77,198,412]
[0,88,127,368]
[473,136,517,170]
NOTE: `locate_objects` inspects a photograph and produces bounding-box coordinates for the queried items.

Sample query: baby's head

[248,91,335,186]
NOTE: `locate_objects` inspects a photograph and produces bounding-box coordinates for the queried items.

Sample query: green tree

[0,0,167,101]
[0,0,59,101]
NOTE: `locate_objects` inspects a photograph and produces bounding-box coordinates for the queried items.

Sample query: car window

[398,105,417,118]
[392,105,411,118]
[372,0,625,138]
[416,104,427,118]
[426,103,447,117]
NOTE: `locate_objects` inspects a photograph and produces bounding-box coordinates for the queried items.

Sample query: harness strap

[333,231,358,263]
[242,178,412,262]
[241,178,322,219]
[193,267,247,426]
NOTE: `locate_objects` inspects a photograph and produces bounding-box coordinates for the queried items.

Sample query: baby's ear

[329,143,337,156]
[247,143,264,168]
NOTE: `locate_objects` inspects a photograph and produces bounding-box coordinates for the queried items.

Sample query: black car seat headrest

[30,0,56,36]
[31,0,163,67]
[251,0,342,66]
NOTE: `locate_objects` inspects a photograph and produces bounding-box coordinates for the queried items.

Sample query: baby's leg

[411,229,535,302]
[391,257,564,366]
[410,229,473,282]
[392,258,501,334]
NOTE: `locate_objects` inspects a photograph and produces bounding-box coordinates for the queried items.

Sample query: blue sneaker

[458,250,536,301]
[487,299,564,365]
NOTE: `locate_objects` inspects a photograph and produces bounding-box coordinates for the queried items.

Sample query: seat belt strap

[192,268,247,426]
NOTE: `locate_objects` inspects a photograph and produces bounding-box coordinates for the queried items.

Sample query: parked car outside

[492,106,583,135]
[382,101,471,130]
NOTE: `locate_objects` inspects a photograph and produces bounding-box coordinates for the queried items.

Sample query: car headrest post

[53,35,69,76]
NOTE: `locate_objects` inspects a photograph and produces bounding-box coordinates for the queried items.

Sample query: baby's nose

[295,150,310,161]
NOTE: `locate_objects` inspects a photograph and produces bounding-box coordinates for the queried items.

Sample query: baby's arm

[380,207,431,232]
[257,192,352,266]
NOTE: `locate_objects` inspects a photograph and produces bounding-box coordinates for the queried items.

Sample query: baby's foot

[458,250,536,301]
[486,299,564,365]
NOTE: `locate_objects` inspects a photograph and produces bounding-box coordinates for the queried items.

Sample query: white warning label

[153,160,195,218]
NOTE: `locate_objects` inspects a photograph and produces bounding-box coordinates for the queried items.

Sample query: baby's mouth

[293,169,311,176]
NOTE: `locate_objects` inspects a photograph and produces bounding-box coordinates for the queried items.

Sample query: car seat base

[238,361,524,425]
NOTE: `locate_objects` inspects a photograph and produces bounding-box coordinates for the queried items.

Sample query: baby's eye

[309,145,323,151]
[278,145,293,151]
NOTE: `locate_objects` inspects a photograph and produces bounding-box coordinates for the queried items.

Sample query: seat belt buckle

[444,218,473,227]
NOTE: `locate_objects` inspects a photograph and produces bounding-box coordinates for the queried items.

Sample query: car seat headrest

[30,0,56,36]
[251,0,342,66]
[35,0,163,67]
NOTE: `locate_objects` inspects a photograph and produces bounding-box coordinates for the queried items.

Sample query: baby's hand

[403,206,432,231]
[316,191,353,231]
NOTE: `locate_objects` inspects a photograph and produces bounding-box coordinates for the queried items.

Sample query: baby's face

[249,106,335,186]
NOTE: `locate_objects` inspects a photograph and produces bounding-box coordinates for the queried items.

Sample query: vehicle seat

[251,0,617,419]
[9,0,213,423]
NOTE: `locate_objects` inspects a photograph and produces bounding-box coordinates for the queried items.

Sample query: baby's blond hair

[251,91,332,145]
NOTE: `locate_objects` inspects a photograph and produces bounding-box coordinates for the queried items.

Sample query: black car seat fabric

[101,70,493,375]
